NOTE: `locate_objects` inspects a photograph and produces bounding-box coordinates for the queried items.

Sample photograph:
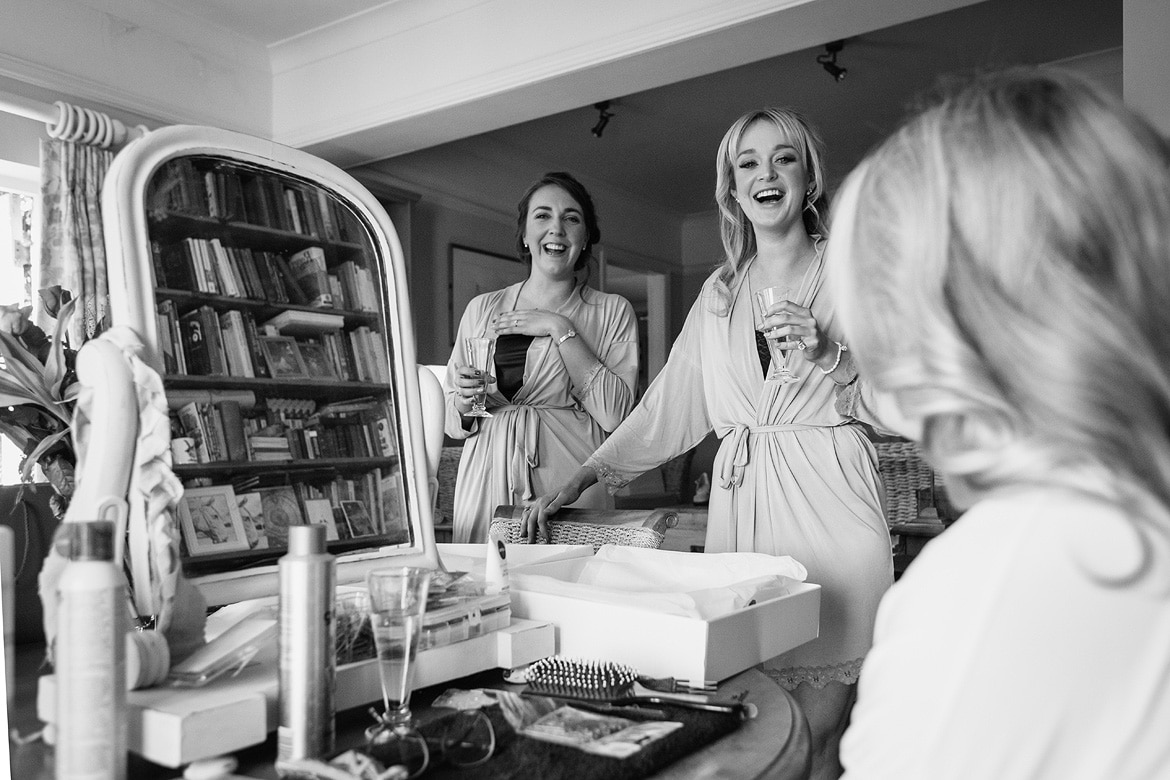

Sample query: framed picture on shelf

[341,499,377,538]
[297,341,336,379]
[259,336,308,379]
[303,497,340,541]
[448,244,525,344]
[177,485,251,557]
[257,485,306,548]
[236,491,269,550]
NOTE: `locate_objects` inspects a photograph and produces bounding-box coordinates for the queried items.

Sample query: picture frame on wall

[448,244,525,344]
[177,485,251,557]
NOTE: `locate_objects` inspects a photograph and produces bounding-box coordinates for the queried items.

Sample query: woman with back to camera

[830,69,1170,778]
[527,109,892,780]
[444,171,639,544]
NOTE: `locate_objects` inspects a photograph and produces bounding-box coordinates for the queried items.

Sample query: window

[1,160,40,485]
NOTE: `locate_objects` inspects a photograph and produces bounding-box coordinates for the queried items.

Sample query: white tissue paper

[511,545,807,620]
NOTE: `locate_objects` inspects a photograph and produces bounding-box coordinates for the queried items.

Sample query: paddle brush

[522,656,752,718]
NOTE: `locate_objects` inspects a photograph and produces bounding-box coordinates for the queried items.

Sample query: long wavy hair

[829,68,1170,549]
[514,171,601,274]
[711,107,830,313]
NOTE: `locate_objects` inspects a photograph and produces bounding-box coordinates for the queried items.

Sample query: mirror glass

[103,128,435,596]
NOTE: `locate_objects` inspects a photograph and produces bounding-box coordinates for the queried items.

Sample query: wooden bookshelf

[138,152,414,575]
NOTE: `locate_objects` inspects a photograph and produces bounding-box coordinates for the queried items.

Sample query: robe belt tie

[495,403,564,502]
[719,423,820,490]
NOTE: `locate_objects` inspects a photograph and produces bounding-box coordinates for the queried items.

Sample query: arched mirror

[102,125,438,606]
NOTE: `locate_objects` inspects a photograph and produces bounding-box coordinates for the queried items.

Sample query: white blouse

[841,486,1170,779]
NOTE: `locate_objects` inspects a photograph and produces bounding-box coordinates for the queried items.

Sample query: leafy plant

[0,300,79,487]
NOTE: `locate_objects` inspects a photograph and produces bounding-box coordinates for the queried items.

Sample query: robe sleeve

[586,292,714,491]
[834,374,903,438]
[572,294,638,432]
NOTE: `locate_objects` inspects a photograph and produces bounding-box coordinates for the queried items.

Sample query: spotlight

[591,101,614,138]
[817,40,848,83]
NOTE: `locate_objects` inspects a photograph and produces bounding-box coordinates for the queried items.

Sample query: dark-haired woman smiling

[443,171,639,543]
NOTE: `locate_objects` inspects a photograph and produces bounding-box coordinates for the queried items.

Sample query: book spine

[216,400,248,462]
[178,310,212,375]
[199,305,228,376]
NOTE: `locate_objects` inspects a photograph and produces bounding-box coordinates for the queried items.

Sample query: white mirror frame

[101,125,439,606]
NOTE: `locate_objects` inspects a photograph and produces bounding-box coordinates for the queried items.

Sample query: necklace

[513,278,578,313]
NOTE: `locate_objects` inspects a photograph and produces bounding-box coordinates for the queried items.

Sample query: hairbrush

[522,656,750,717]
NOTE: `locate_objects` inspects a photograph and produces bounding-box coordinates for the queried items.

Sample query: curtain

[38,139,113,347]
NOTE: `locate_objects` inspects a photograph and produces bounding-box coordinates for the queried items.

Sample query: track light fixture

[591,101,614,138]
[817,40,847,83]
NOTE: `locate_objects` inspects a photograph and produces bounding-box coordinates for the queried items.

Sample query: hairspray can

[277,524,336,763]
[55,520,127,780]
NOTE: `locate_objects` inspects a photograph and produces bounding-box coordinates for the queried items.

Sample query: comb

[523,656,750,718]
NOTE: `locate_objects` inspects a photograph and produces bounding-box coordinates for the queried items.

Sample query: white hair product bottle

[54,520,127,780]
[484,527,509,595]
[277,523,336,764]
[1,524,14,710]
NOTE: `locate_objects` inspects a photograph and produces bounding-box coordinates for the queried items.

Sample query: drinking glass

[464,337,495,418]
[365,566,434,777]
[754,286,798,384]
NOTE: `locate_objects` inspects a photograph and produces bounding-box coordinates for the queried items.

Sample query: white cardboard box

[508,556,820,682]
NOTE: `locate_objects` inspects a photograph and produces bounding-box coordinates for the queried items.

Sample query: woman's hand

[493,309,574,342]
[522,466,597,543]
[758,300,830,362]
[451,363,493,416]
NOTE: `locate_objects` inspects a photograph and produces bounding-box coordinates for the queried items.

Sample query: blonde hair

[711,107,830,313]
[830,68,1170,531]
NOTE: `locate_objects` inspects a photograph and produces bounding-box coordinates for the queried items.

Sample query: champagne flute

[365,566,433,777]
[464,336,495,418]
[754,286,799,384]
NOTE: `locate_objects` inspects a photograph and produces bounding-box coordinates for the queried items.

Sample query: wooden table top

[9,643,810,780]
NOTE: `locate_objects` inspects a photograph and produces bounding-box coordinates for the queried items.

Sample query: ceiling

[140,0,1122,220]
[374,0,1122,217]
[113,0,1122,313]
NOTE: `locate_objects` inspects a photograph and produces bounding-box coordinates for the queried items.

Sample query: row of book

[153,239,371,314]
[174,473,407,560]
[149,157,365,245]
[228,467,406,545]
[157,302,390,383]
[171,394,397,466]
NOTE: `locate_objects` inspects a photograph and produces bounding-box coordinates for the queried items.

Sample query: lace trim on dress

[572,360,606,400]
[585,457,634,492]
[759,658,864,691]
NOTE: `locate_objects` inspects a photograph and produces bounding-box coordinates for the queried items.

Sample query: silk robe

[444,282,638,543]
[587,247,893,686]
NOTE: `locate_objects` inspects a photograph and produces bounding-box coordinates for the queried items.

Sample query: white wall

[1124,0,1170,134]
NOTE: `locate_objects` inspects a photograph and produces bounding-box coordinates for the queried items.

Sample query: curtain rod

[0,89,148,149]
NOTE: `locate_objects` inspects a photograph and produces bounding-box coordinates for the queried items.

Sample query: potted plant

[0,300,79,520]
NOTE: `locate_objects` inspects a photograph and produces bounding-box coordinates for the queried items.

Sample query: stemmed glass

[365,566,434,777]
[464,336,495,418]
[754,286,799,384]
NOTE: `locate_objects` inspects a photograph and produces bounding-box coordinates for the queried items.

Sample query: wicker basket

[489,518,665,553]
[873,440,935,526]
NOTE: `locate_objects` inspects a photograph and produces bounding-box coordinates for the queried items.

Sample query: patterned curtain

[38,139,114,347]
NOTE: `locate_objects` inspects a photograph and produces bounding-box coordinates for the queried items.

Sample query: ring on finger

[797,339,807,350]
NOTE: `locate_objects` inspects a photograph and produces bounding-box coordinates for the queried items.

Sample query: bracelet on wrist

[556,328,578,346]
[820,342,848,375]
